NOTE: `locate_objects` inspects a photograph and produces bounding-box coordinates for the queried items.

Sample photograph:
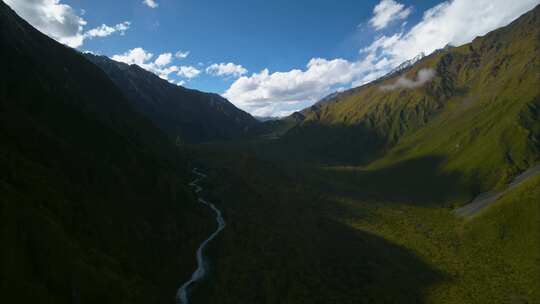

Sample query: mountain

[0,2,209,303]
[383,51,427,79]
[281,4,540,193]
[254,52,430,142]
[84,54,258,143]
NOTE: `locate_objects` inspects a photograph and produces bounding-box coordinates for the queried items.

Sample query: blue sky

[5,0,539,116]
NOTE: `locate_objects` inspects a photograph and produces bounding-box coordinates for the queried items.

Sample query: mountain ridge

[275,4,540,193]
[84,53,258,144]
[0,2,212,302]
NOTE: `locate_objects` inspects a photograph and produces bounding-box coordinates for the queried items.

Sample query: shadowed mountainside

[0,2,212,303]
[85,54,258,144]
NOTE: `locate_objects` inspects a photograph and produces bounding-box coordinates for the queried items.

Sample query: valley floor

[182,143,540,304]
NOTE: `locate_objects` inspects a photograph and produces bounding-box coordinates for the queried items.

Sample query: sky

[4,0,539,117]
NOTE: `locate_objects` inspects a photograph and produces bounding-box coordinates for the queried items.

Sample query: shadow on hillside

[187,146,453,303]
[312,218,448,304]
[274,123,385,166]
[189,212,448,304]
[312,155,475,206]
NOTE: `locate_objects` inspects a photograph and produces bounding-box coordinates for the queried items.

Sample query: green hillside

[281,5,540,196]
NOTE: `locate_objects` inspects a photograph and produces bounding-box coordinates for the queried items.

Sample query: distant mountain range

[85,54,258,143]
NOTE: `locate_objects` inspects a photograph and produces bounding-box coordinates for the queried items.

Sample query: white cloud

[223,0,539,117]
[223,58,376,116]
[5,0,87,47]
[177,66,201,79]
[112,47,153,66]
[154,52,173,66]
[5,0,130,48]
[112,48,180,81]
[370,0,412,30]
[159,65,179,75]
[364,0,540,66]
[175,50,190,59]
[112,48,200,82]
[85,22,130,38]
[206,62,248,78]
[381,68,436,90]
[142,0,158,8]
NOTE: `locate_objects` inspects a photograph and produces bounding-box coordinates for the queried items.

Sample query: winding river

[177,168,226,304]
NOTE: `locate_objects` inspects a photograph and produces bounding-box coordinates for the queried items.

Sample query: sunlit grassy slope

[283,5,540,194]
[339,173,540,304]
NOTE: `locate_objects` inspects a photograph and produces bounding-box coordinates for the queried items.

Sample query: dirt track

[455,164,540,218]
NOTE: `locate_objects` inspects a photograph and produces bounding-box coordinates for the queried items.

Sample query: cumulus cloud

[381,68,436,90]
[364,0,540,66]
[112,47,153,66]
[154,52,173,66]
[206,62,248,78]
[177,66,201,79]
[112,47,199,83]
[112,47,180,81]
[175,50,190,59]
[223,58,378,116]
[5,0,130,48]
[5,0,87,47]
[85,22,130,38]
[224,0,539,117]
[370,0,412,30]
[142,0,159,8]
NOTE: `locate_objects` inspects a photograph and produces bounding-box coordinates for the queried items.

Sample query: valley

[180,6,540,302]
[1,1,539,304]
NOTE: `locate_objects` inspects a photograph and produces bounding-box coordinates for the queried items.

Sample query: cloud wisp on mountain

[380,68,436,91]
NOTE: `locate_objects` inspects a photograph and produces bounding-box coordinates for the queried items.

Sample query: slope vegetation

[284,5,540,195]
[0,2,211,303]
